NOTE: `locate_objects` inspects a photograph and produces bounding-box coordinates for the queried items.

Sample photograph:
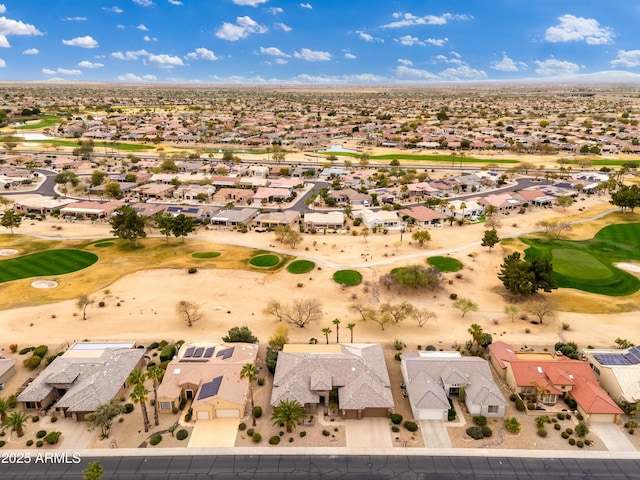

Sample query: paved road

[1,454,638,479]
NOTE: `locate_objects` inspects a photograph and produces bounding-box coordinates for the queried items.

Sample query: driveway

[590,422,636,452]
[419,420,452,448]
[188,418,239,448]
[345,418,392,448]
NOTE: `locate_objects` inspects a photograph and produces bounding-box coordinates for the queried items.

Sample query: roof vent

[537,366,543,374]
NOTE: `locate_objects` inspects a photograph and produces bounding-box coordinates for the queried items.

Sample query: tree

[524,298,554,324]
[85,400,123,439]
[155,212,174,244]
[529,257,557,293]
[110,205,146,247]
[268,324,289,350]
[453,298,479,318]
[392,264,441,290]
[1,209,21,234]
[332,318,341,343]
[147,366,164,426]
[504,305,518,323]
[270,399,306,433]
[54,171,79,188]
[104,181,122,199]
[0,195,13,211]
[176,300,202,327]
[411,308,436,327]
[346,323,355,343]
[171,214,195,242]
[379,302,414,324]
[615,337,635,349]
[556,195,574,211]
[351,302,413,331]
[83,461,104,480]
[223,326,258,343]
[274,225,291,243]
[284,229,303,249]
[263,298,323,328]
[1,411,31,437]
[90,170,107,187]
[467,323,484,350]
[76,295,93,321]
[240,363,259,426]
[576,421,589,438]
[481,229,500,252]
[127,370,150,432]
[411,230,431,248]
[321,327,332,344]
[610,184,640,212]
[0,397,12,423]
[498,252,556,296]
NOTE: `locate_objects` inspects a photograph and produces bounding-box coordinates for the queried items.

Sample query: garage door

[196,411,210,420]
[418,410,446,421]
[216,409,240,418]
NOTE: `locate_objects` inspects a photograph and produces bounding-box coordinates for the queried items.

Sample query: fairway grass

[191,251,221,259]
[0,249,98,283]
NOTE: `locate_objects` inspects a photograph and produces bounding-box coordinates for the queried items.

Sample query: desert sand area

[1,191,639,353]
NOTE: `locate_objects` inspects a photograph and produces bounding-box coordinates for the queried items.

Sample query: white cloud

[168,0,183,4]
[383,12,471,29]
[144,53,184,69]
[344,53,356,60]
[425,37,447,47]
[267,7,283,15]
[394,65,439,80]
[492,55,519,72]
[110,49,149,60]
[0,58,4,68]
[78,60,104,68]
[545,14,613,45]
[216,16,267,41]
[611,50,640,68]
[103,6,123,13]
[275,58,287,65]
[535,58,580,76]
[260,46,289,57]
[397,35,419,46]
[57,68,82,76]
[0,16,43,47]
[439,65,486,81]
[42,68,56,75]
[232,0,267,5]
[143,35,157,42]
[137,24,148,31]
[62,35,98,48]
[185,47,219,61]
[133,0,154,6]
[117,24,125,29]
[0,36,9,48]
[293,48,331,61]
[22,48,38,55]
[116,73,157,82]
[431,53,463,65]
[300,3,312,9]
[275,22,291,32]
[358,32,373,42]
[398,58,413,66]
[61,16,86,21]
[0,5,5,14]
[396,35,447,47]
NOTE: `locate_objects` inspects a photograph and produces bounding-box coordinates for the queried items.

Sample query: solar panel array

[204,347,215,358]
[183,347,195,358]
[216,347,234,360]
[594,347,640,366]
[197,376,223,400]
[193,347,205,358]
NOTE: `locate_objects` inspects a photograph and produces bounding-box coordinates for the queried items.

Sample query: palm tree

[127,370,150,432]
[271,399,307,433]
[147,366,164,426]
[0,397,12,423]
[239,363,259,427]
[2,411,31,437]
[332,318,341,343]
[467,323,484,351]
[321,327,332,345]
[347,323,355,343]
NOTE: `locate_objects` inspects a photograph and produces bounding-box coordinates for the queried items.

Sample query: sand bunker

[31,280,58,289]
[616,263,640,273]
[0,249,18,256]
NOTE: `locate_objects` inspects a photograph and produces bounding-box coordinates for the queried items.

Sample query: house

[328,188,371,206]
[157,341,258,420]
[514,189,556,207]
[212,188,255,205]
[303,211,345,231]
[252,187,292,203]
[60,200,125,219]
[210,208,258,227]
[132,183,176,200]
[0,359,17,388]
[253,210,300,229]
[444,199,484,221]
[271,344,393,420]
[398,206,448,227]
[355,208,402,230]
[13,196,76,215]
[583,345,640,404]
[17,342,145,421]
[401,351,507,420]
[173,185,216,202]
[475,193,521,213]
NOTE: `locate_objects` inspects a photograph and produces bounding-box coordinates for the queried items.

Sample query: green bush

[537,427,547,438]
[149,434,162,446]
[254,406,263,419]
[159,344,176,362]
[576,421,589,438]
[466,426,484,440]
[36,441,43,447]
[391,425,400,433]
[246,429,254,437]
[149,342,160,349]
[257,377,265,386]
[0,441,5,448]
[566,398,577,409]
[19,347,34,355]
[24,355,42,370]
[447,407,457,422]
[176,429,188,441]
[585,439,592,445]
[390,413,403,425]
[561,431,570,439]
[509,393,517,402]
[554,423,561,430]
[26,440,33,447]
[32,416,39,422]
[481,426,493,438]
[252,432,262,443]
[473,415,487,427]
[187,267,197,274]
[269,436,280,445]
[238,422,247,431]
[123,403,134,414]
[577,440,584,448]
[515,397,525,411]
[289,437,294,443]
[568,438,576,445]
[184,414,192,422]
[50,416,57,423]
[403,421,418,432]
[504,417,521,434]
[322,430,330,436]
[44,431,61,445]
[36,430,47,439]
[565,427,573,435]
[299,431,306,438]
[33,345,48,358]
[557,413,565,420]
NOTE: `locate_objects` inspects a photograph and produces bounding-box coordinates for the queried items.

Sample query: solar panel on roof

[629,345,640,356]
[595,354,626,366]
[193,347,204,358]
[197,376,223,400]
[203,347,214,358]
[624,352,640,365]
[216,347,234,360]
[183,347,195,358]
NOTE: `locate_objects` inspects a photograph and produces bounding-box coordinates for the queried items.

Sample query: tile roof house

[271,344,393,420]
[303,211,345,231]
[401,352,507,420]
[398,206,448,226]
[17,342,145,421]
[157,341,258,421]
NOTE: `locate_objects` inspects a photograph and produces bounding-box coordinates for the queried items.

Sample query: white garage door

[196,411,210,420]
[418,409,446,421]
[216,409,240,418]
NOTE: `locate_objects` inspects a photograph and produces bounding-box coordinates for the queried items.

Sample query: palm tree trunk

[153,384,159,426]
[249,385,255,427]
[141,402,150,432]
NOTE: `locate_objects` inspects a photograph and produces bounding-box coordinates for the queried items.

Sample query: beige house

[0,359,17,388]
[303,211,345,231]
[157,341,258,421]
[583,346,640,405]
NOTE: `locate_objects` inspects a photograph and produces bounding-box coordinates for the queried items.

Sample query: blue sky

[0,0,639,84]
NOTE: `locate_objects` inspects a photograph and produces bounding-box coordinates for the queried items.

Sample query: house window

[488,405,499,414]
[159,402,172,411]
[521,386,534,395]
[539,394,558,405]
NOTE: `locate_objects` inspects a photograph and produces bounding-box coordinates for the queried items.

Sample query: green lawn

[521,223,640,296]
[319,151,518,164]
[26,139,154,151]
[249,254,280,267]
[333,269,362,286]
[427,256,463,272]
[0,249,98,283]
[286,260,316,274]
[13,116,60,130]
[191,251,221,259]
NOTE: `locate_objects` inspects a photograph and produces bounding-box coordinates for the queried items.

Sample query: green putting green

[427,256,463,272]
[249,254,280,267]
[0,249,98,283]
[551,249,612,280]
[333,269,362,286]
[287,260,316,274]
[191,251,221,259]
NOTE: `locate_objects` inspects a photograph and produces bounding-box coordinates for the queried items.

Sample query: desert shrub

[159,344,176,362]
[238,423,247,431]
[585,439,592,445]
[390,413,403,425]
[577,440,584,448]
[509,393,517,402]
[554,423,561,430]
[19,347,34,355]
[568,438,576,445]
[188,267,197,274]
[575,421,589,438]
[565,413,572,419]
[252,432,262,443]
[565,427,573,435]
[535,415,550,428]
[557,413,565,420]
[473,415,487,427]
[35,441,43,447]
[403,421,418,432]
[149,342,160,349]
[447,407,457,422]
[561,431,570,439]
[32,416,39,423]
[466,426,484,440]
[289,437,294,443]
[551,418,557,423]
[98,301,105,308]
[26,440,33,447]
[176,429,188,441]
[393,339,404,351]
[537,428,547,438]
[257,377,265,386]
[24,355,42,370]
[322,430,330,436]
[576,413,584,421]
[123,403,134,414]
[44,431,61,445]
[9,344,17,353]
[32,345,48,358]
[527,402,536,410]
[630,429,635,435]
[149,434,162,446]
[254,406,263,419]
[504,417,521,434]
[391,425,400,433]
[299,431,306,438]
[269,436,280,445]
[50,416,57,423]
[246,428,254,437]
[515,397,525,411]
[394,352,402,361]
[481,426,493,438]
[36,430,47,439]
